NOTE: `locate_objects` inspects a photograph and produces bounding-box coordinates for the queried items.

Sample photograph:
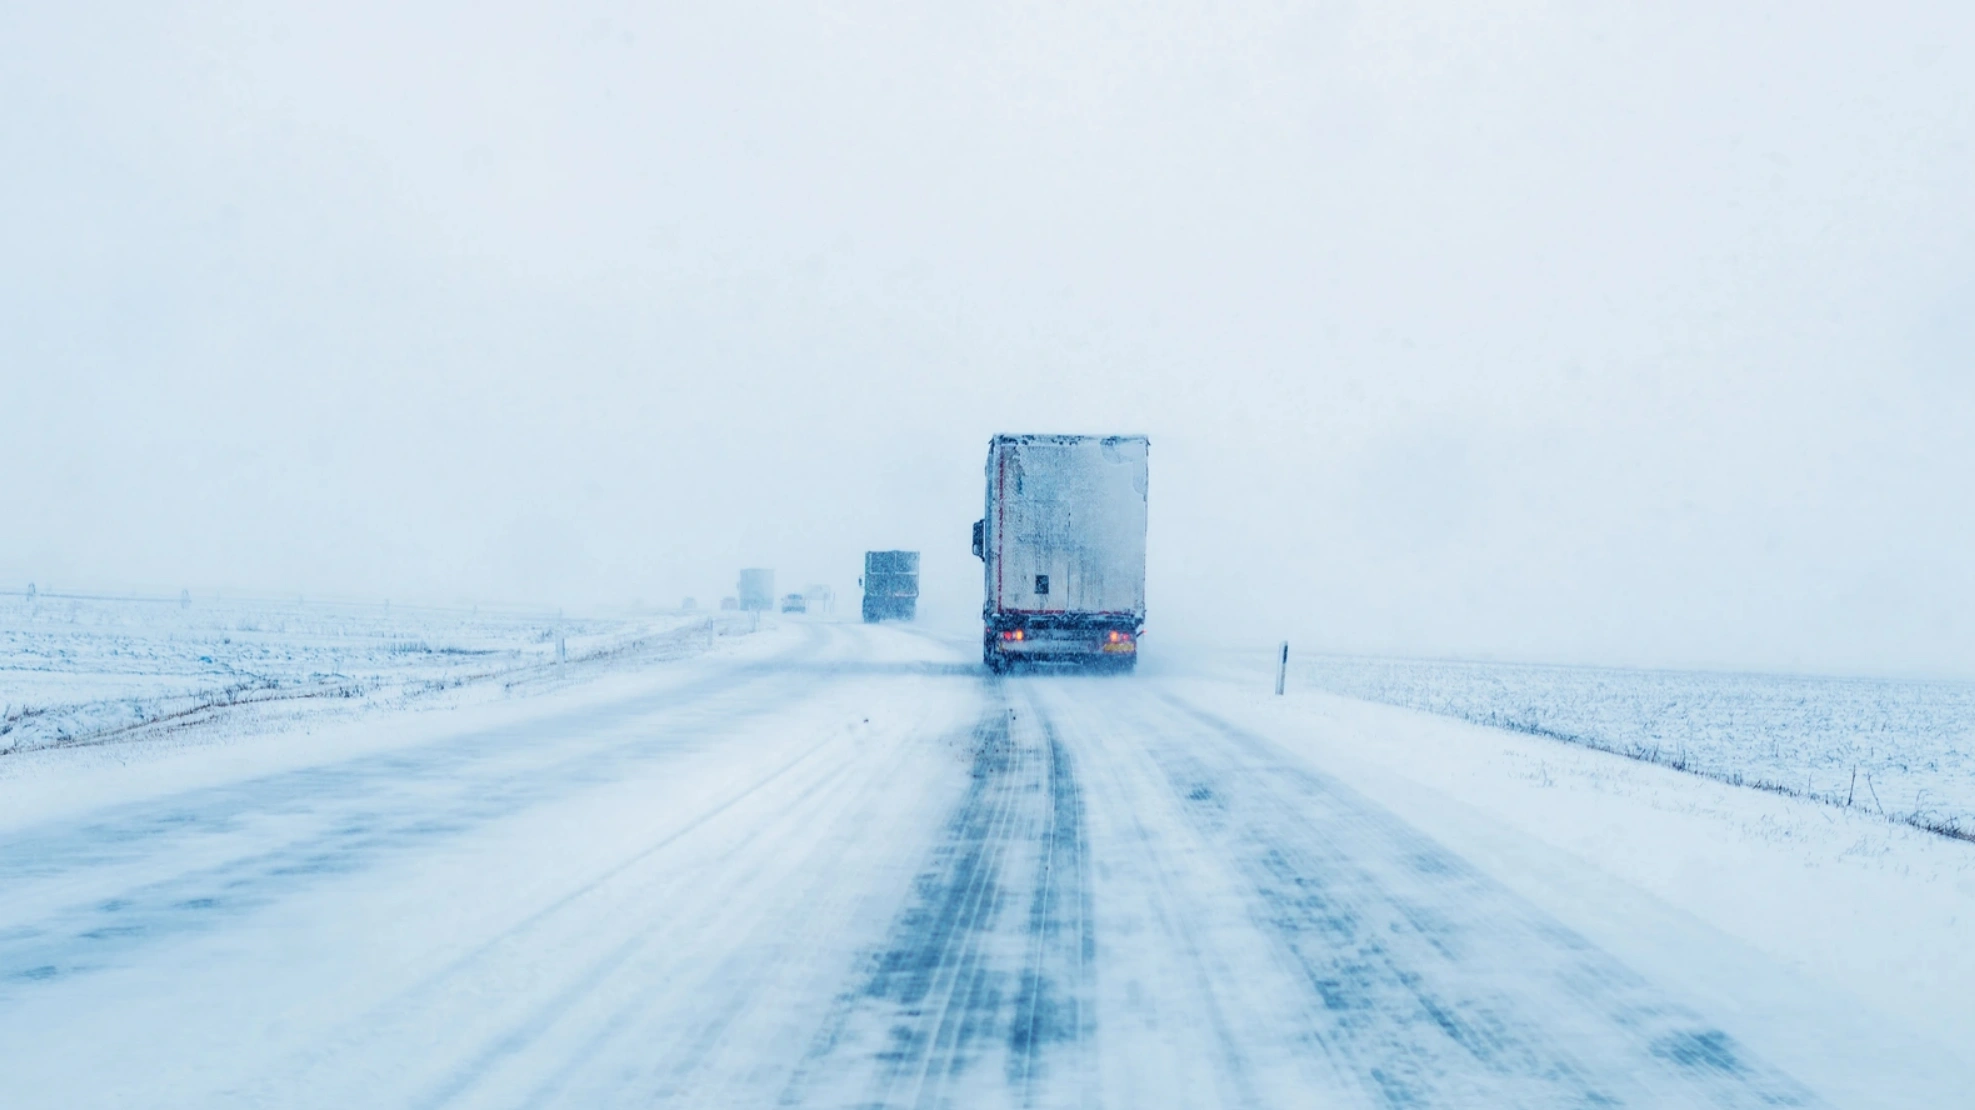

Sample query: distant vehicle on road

[738,569,774,613]
[975,434,1147,672]
[780,593,807,614]
[860,551,919,623]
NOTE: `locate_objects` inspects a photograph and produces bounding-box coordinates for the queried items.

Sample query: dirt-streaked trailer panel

[977,435,1147,670]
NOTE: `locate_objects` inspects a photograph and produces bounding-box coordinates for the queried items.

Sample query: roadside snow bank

[0,612,807,835]
[1173,675,1975,1103]
[0,592,709,755]
[1284,654,1975,837]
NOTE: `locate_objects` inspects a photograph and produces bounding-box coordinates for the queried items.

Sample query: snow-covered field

[1283,653,1975,836]
[1,611,1971,1107]
[0,590,707,755]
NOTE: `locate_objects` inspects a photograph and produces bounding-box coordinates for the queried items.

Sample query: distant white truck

[972,434,1148,672]
[737,569,775,613]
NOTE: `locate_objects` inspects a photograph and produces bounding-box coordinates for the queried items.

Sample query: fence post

[1276,641,1288,696]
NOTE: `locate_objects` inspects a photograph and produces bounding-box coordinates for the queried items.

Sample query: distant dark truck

[861,551,919,623]
[973,434,1148,672]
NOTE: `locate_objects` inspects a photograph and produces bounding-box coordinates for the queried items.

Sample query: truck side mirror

[971,519,985,560]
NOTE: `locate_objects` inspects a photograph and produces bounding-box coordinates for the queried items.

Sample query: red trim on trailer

[994,447,1005,608]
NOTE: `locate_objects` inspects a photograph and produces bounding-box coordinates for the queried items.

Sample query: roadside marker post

[1276,642,1288,696]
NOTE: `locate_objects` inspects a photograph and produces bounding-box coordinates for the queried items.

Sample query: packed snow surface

[1289,653,1975,833]
[1,614,1970,1107]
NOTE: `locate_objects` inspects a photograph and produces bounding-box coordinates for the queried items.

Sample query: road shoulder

[1168,675,1975,1105]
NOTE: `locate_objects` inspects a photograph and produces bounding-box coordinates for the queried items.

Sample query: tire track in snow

[1144,694,1819,1109]
[1032,680,1289,1109]
[1008,715,1095,1106]
[787,684,1095,1109]
[880,699,1032,1110]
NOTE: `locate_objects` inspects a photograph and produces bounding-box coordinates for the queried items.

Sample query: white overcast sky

[3,1,1971,676]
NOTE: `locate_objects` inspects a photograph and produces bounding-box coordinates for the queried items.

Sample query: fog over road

[0,624,1935,1107]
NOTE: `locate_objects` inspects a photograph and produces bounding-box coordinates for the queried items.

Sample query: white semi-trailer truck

[737,568,775,613]
[972,434,1148,672]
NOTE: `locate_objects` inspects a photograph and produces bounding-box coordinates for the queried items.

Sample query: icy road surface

[1,623,1967,1107]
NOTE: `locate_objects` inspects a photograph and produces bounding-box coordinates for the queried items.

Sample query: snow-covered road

[2,623,1967,1107]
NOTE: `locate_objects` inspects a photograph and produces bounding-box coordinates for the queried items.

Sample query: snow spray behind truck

[860,551,919,623]
[973,434,1148,672]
